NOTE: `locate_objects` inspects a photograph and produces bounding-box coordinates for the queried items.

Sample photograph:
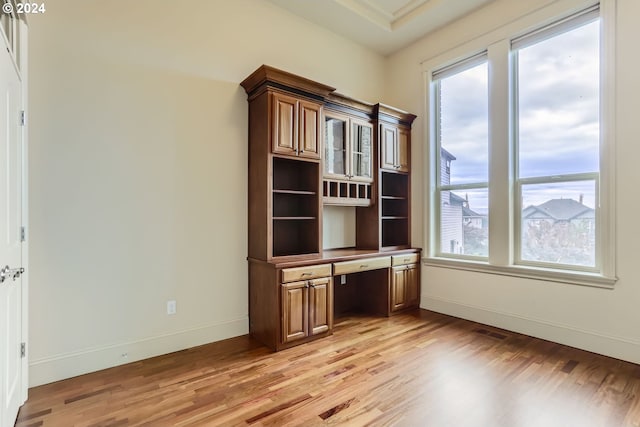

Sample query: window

[434,57,489,258]
[427,3,615,286]
[515,14,600,270]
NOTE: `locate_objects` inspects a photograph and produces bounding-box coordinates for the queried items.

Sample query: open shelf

[273,157,319,192]
[382,218,409,248]
[382,198,408,217]
[322,179,371,206]
[272,157,320,257]
[273,218,319,257]
[381,171,409,248]
[273,192,318,217]
[381,172,408,199]
[273,189,316,195]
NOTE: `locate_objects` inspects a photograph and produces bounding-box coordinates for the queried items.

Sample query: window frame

[422,0,617,288]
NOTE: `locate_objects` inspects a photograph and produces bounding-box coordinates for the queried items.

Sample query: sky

[438,19,600,214]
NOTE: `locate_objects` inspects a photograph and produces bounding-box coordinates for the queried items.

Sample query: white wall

[387,0,640,364]
[28,0,385,386]
[323,206,356,249]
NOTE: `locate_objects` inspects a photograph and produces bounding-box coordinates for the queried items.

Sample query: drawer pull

[360,264,368,268]
[301,272,313,276]
[403,258,410,263]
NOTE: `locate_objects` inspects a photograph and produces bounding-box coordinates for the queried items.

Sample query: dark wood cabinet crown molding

[240,65,336,101]
[376,103,417,127]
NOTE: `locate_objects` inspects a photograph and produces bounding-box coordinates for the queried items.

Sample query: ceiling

[268,0,497,56]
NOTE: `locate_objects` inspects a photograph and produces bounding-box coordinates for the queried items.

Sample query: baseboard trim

[29,316,249,387]
[421,296,640,365]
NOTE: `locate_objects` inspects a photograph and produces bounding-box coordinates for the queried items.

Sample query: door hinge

[20,343,26,358]
[20,226,26,242]
[20,110,25,126]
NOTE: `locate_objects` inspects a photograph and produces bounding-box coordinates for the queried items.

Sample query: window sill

[422,257,617,289]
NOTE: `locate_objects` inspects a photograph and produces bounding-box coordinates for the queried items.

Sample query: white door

[0,41,24,427]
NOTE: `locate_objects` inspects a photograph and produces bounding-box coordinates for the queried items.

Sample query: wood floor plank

[15,310,640,426]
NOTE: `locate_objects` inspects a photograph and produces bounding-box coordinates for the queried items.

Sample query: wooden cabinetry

[324,112,373,183]
[381,124,410,172]
[390,261,419,313]
[282,276,333,343]
[242,66,334,261]
[381,172,410,248]
[243,65,420,351]
[356,105,416,250]
[322,94,375,207]
[272,92,322,160]
[272,158,320,257]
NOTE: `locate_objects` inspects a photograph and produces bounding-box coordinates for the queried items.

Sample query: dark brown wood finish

[248,249,420,351]
[356,103,416,251]
[17,310,640,427]
[247,91,270,261]
[243,65,421,352]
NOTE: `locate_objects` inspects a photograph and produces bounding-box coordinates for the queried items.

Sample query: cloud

[438,19,600,185]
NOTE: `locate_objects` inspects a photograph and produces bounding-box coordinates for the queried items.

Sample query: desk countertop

[249,247,421,269]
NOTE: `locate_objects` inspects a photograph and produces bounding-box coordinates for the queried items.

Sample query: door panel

[406,264,419,306]
[298,100,321,159]
[1,45,23,427]
[272,93,297,156]
[323,112,348,178]
[380,124,397,171]
[309,277,332,335]
[398,129,410,172]
[281,281,307,343]
[390,266,406,312]
[350,119,373,182]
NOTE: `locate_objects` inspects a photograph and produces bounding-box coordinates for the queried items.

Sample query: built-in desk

[248,248,421,351]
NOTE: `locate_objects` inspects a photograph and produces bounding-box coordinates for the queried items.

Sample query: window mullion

[487,40,512,267]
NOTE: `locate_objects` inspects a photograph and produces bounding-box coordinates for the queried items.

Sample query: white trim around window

[422,0,617,288]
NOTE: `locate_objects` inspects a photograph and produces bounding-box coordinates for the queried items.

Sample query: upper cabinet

[322,93,376,207]
[324,112,373,183]
[272,92,323,160]
[381,123,410,173]
[242,65,418,256]
[241,65,335,261]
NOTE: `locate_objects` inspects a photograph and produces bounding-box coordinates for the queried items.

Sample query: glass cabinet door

[324,115,347,177]
[351,120,373,181]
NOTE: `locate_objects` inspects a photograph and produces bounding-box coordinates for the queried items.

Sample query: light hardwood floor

[15,310,640,426]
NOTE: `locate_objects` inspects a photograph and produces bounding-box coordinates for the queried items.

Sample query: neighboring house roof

[450,192,484,218]
[462,205,483,218]
[522,198,595,221]
[441,148,456,162]
[450,192,465,206]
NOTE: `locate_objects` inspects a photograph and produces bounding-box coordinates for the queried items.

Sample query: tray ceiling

[268,0,497,55]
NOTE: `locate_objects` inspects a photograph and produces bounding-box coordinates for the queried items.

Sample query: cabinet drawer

[282,264,332,283]
[392,253,420,266]
[333,256,391,275]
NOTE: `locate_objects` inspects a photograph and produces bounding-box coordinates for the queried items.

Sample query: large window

[435,58,489,258]
[515,16,600,270]
[428,4,614,285]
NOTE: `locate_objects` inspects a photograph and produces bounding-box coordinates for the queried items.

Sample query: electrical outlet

[120,352,128,360]
[167,300,177,315]
[340,274,347,285]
